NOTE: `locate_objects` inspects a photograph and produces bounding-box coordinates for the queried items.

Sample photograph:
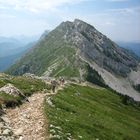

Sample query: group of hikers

[51,77,65,93]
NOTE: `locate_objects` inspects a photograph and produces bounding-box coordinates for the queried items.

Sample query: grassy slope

[44,84,140,140]
[49,46,80,78]
[0,75,47,107]
[6,27,80,77]
[5,25,91,80]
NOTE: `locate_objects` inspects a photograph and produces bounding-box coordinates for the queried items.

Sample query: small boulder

[46,97,55,107]
[2,128,13,136]
[1,116,10,123]
[0,83,23,97]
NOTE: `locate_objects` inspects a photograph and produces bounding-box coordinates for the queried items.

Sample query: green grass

[0,75,48,107]
[52,66,80,78]
[44,84,140,140]
[0,76,47,96]
[0,80,6,88]
[9,76,47,96]
[0,92,22,107]
[49,47,80,78]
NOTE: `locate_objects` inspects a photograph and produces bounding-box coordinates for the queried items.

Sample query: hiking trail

[4,93,47,140]
[1,80,65,140]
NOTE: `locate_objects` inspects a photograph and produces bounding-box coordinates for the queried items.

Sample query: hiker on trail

[61,77,65,85]
[59,77,65,86]
[51,80,57,93]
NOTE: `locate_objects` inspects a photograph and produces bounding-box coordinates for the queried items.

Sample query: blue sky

[0,0,140,42]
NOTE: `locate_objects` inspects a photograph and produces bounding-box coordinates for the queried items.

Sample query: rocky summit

[60,19,138,76]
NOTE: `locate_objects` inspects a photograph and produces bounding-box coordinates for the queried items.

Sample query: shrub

[122,95,129,105]
[85,64,107,87]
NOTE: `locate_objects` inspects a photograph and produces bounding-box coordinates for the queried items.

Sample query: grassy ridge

[6,26,78,77]
[44,84,140,140]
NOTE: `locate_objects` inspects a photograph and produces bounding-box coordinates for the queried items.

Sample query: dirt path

[5,93,47,140]
[1,82,68,140]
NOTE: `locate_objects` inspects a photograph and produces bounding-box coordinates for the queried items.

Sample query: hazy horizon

[0,0,140,42]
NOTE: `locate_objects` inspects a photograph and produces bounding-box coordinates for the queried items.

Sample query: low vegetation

[85,64,107,87]
[44,84,140,140]
[133,84,140,93]
[0,92,22,107]
[0,75,47,107]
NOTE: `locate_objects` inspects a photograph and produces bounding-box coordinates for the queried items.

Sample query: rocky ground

[0,93,47,140]
[0,114,16,140]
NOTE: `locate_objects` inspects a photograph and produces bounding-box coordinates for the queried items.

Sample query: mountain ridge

[6,19,140,101]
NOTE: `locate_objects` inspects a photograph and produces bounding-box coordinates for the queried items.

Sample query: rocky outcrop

[23,73,40,79]
[0,115,16,140]
[0,84,22,97]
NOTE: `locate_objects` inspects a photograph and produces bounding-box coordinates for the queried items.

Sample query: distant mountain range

[0,35,41,71]
[6,19,140,101]
[118,42,140,57]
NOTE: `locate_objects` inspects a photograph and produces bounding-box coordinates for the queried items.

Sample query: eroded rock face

[60,19,138,77]
[129,64,140,85]
[0,83,22,97]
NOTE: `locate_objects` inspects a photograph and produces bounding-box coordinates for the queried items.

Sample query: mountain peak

[73,19,96,29]
[61,19,94,29]
[74,19,85,24]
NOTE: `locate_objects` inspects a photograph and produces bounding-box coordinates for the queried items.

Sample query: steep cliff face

[6,19,140,100]
[59,19,138,77]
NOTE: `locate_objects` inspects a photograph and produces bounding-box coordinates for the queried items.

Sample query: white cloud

[0,13,16,18]
[107,6,140,15]
[0,5,9,10]
[107,0,128,2]
[105,21,116,26]
[0,0,87,13]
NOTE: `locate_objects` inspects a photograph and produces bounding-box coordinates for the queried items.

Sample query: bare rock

[0,83,22,97]
[14,128,23,136]
[46,97,55,107]
[1,116,10,123]
[2,128,13,136]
